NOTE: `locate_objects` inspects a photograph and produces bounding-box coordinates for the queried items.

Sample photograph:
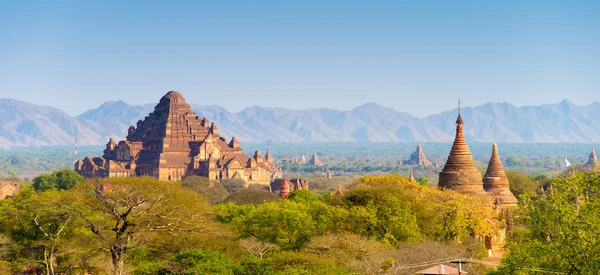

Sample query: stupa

[483,144,518,208]
[438,101,486,195]
[585,147,599,168]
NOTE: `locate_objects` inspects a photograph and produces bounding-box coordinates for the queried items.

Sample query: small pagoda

[483,143,518,208]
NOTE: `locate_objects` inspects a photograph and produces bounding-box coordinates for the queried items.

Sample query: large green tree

[32,169,84,192]
[0,186,98,275]
[499,169,600,274]
[68,177,222,275]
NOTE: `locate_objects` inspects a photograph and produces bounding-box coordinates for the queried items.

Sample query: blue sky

[1,0,599,117]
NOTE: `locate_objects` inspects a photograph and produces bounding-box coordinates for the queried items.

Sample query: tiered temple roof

[309,152,323,167]
[279,174,290,198]
[75,91,272,184]
[335,184,344,198]
[586,147,599,168]
[483,144,518,208]
[404,143,433,167]
[438,108,486,195]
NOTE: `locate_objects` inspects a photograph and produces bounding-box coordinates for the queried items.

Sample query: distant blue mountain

[0,98,599,148]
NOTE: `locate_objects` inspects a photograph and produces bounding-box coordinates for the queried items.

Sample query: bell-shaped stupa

[438,101,486,195]
[483,144,518,207]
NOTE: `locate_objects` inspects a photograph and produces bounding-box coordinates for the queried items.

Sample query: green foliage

[156,249,237,275]
[504,155,522,168]
[350,175,498,242]
[267,250,348,274]
[32,173,58,191]
[235,256,273,275]
[181,176,229,204]
[230,200,317,250]
[342,184,420,245]
[69,177,223,275]
[221,178,247,193]
[225,189,278,205]
[1,171,505,274]
[0,185,99,275]
[218,175,498,252]
[32,169,84,192]
[498,169,600,274]
[505,170,539,200]
[415,176,429,186]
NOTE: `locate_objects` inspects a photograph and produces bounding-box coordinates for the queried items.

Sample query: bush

[221,178,247,193]
[32,169,84,192]
[181,176,229,204]
[225,189,278,205]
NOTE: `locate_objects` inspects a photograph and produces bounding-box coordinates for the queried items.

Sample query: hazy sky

[1,0,599,117]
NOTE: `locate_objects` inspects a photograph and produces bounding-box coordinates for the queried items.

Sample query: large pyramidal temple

[75,91,272,184]
[438,104,486,195]
[404,143,433,167]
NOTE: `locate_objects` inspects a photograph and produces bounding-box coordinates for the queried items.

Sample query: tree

[53,169,84,190]
[0,186,98,275]
[225,189,278,205]
[230,200,317,250]
[415,177,429,186]
[32,169,84,192]
[33,174,58,192]
[134,249,237,275]
[506,170,539,200]
[239,237,277,259]
[221,178,247,193]
[499,169,600,274]
[181,176,229,204]
[504,155,522,168]
[69,177,220,275]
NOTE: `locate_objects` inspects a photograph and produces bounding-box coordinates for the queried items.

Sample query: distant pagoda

[483,144,518,208]
[309,152,323,167]
[585,147,599,168]
[438,101,486,195]
[404,143,433,167]
[279,174,290,198]
[408,169,416,183]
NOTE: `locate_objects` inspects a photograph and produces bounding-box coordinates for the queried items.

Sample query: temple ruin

[438,106,486,195]
[74,91,272,185]
[404,143,433,167]
[483,143,518,208]
[585,147,599,168]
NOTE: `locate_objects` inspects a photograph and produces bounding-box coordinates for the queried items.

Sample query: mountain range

[1,98,599,148]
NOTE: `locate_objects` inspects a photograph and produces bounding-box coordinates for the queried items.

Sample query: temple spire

[265,148,273,163]
[335,183,344,198]
[456,99,463,125]
[586,147,599,168]
[438,100,485,195]
[279,173,290,198]
[408,169,416,183]
[483,143,518,207]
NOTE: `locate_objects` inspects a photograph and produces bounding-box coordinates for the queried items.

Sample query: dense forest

[1,167,599,274]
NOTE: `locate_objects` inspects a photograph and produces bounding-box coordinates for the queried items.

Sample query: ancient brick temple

[74,91,272,185]
[483,143,518,208]
[309,152,323,167]
[404,143,433,167]
[0,181,20,200]
[438,107,486,195]
[585,147,599,168]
